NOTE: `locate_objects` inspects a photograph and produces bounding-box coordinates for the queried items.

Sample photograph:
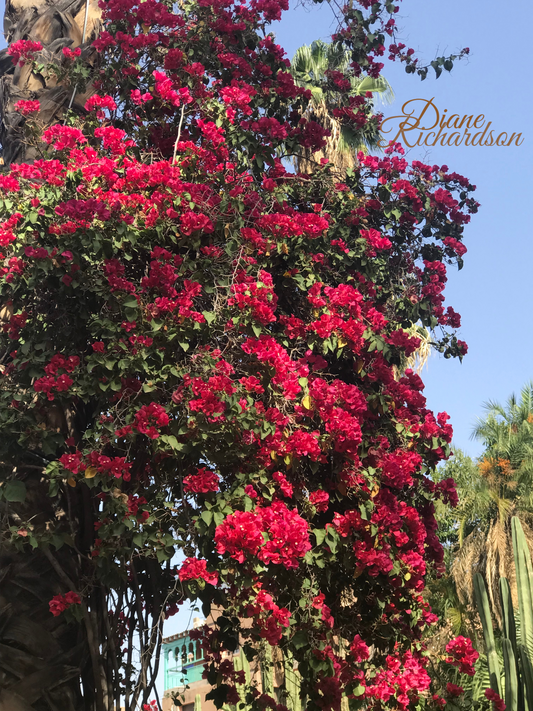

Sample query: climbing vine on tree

[0,0,482,709]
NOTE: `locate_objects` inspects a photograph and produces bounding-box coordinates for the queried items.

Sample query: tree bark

[0,0,101,165]
[0,0,105,706]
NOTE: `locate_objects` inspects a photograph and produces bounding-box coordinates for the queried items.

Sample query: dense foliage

[0,0,482,709]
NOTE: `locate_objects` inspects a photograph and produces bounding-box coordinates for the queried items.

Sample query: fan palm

[289,39,394,172]
[450,382,533,626]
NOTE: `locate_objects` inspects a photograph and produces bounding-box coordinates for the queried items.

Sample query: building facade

[162,617,216,711]
[161,617,301,711]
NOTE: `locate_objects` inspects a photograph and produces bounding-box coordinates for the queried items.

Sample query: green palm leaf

[289,40,394,167]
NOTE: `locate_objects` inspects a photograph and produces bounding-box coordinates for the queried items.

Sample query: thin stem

[172,105,186,164]
[144,604,164,703]
[129,562,148,711]
[124,589,136,711]
[100,586,121,711]
[64,0,90,119]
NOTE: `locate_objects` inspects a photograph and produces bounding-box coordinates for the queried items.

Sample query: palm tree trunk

[296,103,357,175]
[0,1,105,706]
[0,456,121,710]
[0,0,101,165]
[0,539,84,711]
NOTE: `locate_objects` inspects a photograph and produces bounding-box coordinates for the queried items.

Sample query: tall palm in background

[451,382,533,626]
[288,43,439,381]
[289,39,394,173]
[0,0,100,165]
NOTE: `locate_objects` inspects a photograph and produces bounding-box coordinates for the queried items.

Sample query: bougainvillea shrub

[0,0,478,708]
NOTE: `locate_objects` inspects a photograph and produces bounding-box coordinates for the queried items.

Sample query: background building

[162,617,215,711]
[161,617,301,711]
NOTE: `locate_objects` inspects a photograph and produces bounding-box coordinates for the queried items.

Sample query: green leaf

[213,512,224,526]
[133,533,145,547]
[4,480,27,502]
[161,435,183,451]
[122,296,138,309]
[292,630,308,650]
[51,534,64,550]
[430,60,443,78]
[325,528,338,554]
[202,311,216,325]
[313,529,327,546]
[201,510,213,526]
[156,547,170,562]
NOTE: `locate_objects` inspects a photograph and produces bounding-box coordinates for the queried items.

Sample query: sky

[1,0,532,698]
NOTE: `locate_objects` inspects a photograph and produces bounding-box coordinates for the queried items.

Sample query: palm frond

[289,40,393,168]
[468,654,492,703]
[447,606,465,636]
[353,76,395,105]
[291,44,314,79]
[452,529,487,606]
[309,86,325,104]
